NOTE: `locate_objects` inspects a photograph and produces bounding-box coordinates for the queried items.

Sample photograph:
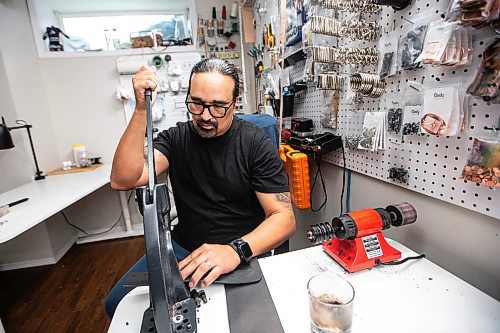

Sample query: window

[61,13,190,51]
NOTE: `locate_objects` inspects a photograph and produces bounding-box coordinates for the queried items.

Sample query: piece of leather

[213,259,262,285]
[124,259,262,287]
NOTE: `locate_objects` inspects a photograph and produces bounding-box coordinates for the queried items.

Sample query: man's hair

[188,58,240,102]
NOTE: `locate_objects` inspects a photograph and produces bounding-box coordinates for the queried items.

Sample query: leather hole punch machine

[133,88,205,333]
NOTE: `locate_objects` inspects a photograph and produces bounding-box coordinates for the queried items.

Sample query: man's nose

[200,107,213,121]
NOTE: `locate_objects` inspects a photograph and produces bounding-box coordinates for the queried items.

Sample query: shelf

[38,45,199,59]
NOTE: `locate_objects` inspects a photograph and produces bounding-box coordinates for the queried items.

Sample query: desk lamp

[0,116,45,180]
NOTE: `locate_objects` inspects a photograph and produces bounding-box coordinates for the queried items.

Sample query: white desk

[0,164,112,243]
[259,239,500,333]
[110,239,500,332]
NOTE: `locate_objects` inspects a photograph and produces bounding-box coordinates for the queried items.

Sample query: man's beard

[194,119,219,138]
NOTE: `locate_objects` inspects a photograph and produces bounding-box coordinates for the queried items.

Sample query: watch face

[240,242,253,259]
[232,239,252,262]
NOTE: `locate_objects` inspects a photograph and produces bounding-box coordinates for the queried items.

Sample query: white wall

[0,0,59,192]
[0,49,32,192]
[39,56,125,163]
[0,0,130,268]
[289,163,500,300]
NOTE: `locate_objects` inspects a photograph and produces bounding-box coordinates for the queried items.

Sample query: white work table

[259,239,500,333]
[0,164,114,244]
[111,239,500,332]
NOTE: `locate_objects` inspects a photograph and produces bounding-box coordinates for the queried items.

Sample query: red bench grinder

[306,202,417,272]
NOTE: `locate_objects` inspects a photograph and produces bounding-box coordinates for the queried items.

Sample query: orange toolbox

[279,145,311,209]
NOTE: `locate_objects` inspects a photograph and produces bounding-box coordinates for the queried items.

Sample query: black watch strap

[229,239,253,264]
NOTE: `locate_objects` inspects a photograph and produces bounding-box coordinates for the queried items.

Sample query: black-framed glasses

[185,98,234,118]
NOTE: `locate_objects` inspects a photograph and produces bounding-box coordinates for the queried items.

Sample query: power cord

[61,211,89,236]
[61,191,134,237]
[340,146,346,216]
[309,146,347,214]
[310,154,327,212]
[375,254,426,266]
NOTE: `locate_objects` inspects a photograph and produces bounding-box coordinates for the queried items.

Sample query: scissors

[266,24,275,49]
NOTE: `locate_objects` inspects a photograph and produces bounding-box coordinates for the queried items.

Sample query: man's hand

[132,65,158,111]
[179,243,241,288]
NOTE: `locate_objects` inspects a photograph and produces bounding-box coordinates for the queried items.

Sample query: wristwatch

[229,239,253,264]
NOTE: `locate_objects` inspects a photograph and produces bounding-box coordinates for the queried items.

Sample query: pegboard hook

[402,17,414,25]
[484,126,500,134]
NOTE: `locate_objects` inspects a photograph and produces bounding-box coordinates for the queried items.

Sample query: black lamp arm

[8,123,45,180]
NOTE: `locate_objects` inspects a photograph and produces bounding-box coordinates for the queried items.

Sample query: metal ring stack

[317,73,344,91]
[317,0,381,13]
[310,46,379,66]
[349,73,386,98]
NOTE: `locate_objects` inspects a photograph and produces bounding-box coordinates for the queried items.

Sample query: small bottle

[112,28,120,50]
[72,145,87,168]
[104,29,111,50]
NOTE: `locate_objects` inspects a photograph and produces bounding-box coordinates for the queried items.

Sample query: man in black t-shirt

[106,58,295,318]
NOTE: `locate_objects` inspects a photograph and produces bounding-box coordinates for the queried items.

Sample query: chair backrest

[236,114,279,148]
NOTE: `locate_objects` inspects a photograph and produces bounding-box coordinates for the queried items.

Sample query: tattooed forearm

[274,192,293,209]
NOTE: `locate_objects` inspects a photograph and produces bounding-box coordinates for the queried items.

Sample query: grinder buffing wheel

[386,202,417,227]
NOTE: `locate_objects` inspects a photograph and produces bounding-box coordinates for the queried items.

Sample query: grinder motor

[307,202,418,272]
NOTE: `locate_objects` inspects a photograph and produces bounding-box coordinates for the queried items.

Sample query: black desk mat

[225,260,284,333]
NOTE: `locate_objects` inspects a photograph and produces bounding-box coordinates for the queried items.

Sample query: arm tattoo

[143,146,149,166]
[274,193,293,210]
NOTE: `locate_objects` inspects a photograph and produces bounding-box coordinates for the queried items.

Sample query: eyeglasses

[185,98,234,118]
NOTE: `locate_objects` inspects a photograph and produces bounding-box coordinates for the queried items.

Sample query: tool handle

[145,88,156,202]
[6,197,29,208]
[145,88,152,100]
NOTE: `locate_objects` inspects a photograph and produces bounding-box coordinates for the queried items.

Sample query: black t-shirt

[153,117,289,251]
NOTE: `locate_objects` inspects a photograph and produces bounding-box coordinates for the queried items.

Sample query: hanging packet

[378,30,399,78]
[358,111,386,151]
[399,14,431,70]
[461,137,500,188]
[419,20,456,65]
[420,86,456,135]
[401,82,424,141]
[384,93,405,143]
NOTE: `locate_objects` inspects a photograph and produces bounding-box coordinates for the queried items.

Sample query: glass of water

[307,272,355,333]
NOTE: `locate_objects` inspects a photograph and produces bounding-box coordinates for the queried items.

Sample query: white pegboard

[119,52,201,134]
[253,0,499,219]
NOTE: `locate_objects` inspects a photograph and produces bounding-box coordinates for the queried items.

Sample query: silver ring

[205,260,212,270]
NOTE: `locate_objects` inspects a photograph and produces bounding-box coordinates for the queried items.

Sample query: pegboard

[119,52,201,134]
[253,0,500,219]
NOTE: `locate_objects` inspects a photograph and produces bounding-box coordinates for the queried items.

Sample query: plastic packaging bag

[461,137,500,188]
[358,111,386,151]
[401,82,424,140]
[383,93,404,143]
[320,91,340,129]
[399,15,431,70]
[378,30,399,78]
